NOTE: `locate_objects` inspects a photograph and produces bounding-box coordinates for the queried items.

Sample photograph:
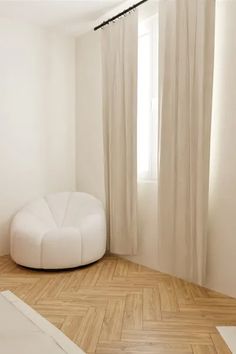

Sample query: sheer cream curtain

[102,12,138,255]
[157,0,215,284]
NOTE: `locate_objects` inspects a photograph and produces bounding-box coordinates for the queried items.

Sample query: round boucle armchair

[10,192,106,269]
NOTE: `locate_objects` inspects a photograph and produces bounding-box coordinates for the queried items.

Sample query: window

[137,15,158,181]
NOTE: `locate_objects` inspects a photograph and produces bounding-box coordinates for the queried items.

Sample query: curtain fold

[102,12,138,255]
[157,0,215,284]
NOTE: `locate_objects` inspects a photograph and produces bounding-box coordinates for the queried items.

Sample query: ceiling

[0,0,126,35]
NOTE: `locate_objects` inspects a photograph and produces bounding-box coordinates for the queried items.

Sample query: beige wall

[0,18,76,255]
[207,1,236,298]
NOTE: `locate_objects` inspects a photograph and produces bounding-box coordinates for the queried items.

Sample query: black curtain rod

[94,0,149,31]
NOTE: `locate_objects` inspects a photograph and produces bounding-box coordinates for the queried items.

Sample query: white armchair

[10,192,106,269]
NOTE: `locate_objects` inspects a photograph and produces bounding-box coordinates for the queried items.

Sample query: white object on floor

[0,290,85,354]
[217,326,236,353]
[10,192,106,269]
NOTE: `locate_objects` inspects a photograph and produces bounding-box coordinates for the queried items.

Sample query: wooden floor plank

[61,315,84,341]
[143,287,161,321]
[192,344,217,354]
[123,294,142,330]
[77,306,106,353]
[99,297,126,342]
[211,333,232,354]
[159,279,179,312]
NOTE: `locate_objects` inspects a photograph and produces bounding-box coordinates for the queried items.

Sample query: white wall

[207,1,236,298]
[76,30,105,204]
[0,18,76,255]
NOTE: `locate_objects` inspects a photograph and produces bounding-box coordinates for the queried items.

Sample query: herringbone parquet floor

[0,254,234,354]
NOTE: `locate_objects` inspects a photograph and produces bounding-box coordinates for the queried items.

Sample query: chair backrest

[22,192,104,228]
